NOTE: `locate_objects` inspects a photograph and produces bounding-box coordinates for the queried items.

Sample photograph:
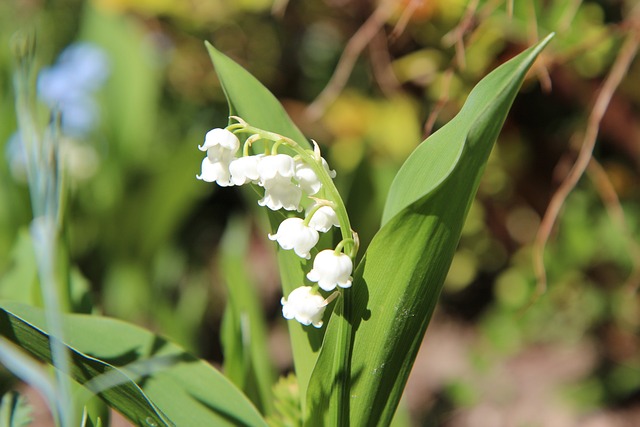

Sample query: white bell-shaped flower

[258,154,295,182]
[268,217,319,259]
[256,154,302,210]
[307,249,353,291]
[294,157,336,195]
[196,157,232,186]
[281,286,328,328]
[199,128,240,162]
[308,205,340,232]
[259,177,303,211]
[229,154,263,186]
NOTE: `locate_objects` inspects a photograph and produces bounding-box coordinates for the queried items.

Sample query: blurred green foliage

[1,0,639,424]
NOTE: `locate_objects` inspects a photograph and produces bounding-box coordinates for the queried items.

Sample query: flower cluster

[197,117,358,328]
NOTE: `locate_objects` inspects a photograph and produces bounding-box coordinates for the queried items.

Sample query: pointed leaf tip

[381,34,554,225]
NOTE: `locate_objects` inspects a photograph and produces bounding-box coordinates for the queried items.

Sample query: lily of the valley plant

[197,116,357,328]
[0,34,553,427]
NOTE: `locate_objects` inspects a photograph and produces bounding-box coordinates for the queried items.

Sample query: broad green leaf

[220,216,276,415]
[0,302,267,427]
[306,34,554,426]
[205,42,322,416]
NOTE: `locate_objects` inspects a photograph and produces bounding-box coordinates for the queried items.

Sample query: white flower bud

[281,286,328,328]
[268,217,319,259]
[307,249,353,291]
[308,205,340,232]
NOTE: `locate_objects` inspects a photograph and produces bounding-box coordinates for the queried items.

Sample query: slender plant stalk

[11,31,75,427]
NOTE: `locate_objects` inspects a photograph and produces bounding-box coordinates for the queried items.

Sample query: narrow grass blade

[220,216,276,415]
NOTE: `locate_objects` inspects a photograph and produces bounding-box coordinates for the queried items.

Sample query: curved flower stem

[240,134,260,156]
[334,238,356,257]
[303,201,332,227]
[270,139,287,154]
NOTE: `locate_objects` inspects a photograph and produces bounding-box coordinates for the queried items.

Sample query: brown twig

[426,0,507,135]
[587,159,640,292]
[532,28,640,298]
[425,0,503,135]
[480,0,503,19]
[390,0,420,42]
[423,68,454,137]
[305,0,396,120]
[526,0,552,92]
[465,0,502,47]
[369,31,401,97]
[557,0,583,33]
[442,0,480,70]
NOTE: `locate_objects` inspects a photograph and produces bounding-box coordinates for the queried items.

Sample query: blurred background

[1,0,639,425]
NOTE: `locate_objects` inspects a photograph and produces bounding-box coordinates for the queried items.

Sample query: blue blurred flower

[37,42,110,136]
[7,42,109,182]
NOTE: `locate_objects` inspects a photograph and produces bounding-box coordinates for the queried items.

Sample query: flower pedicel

[197,116,358,327]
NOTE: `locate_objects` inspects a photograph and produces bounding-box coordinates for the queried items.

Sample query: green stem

[271,139,286,154]
[294,148,356,258]
[12,31,75,427]
[303,201,332,227]
[334,238,355,255]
